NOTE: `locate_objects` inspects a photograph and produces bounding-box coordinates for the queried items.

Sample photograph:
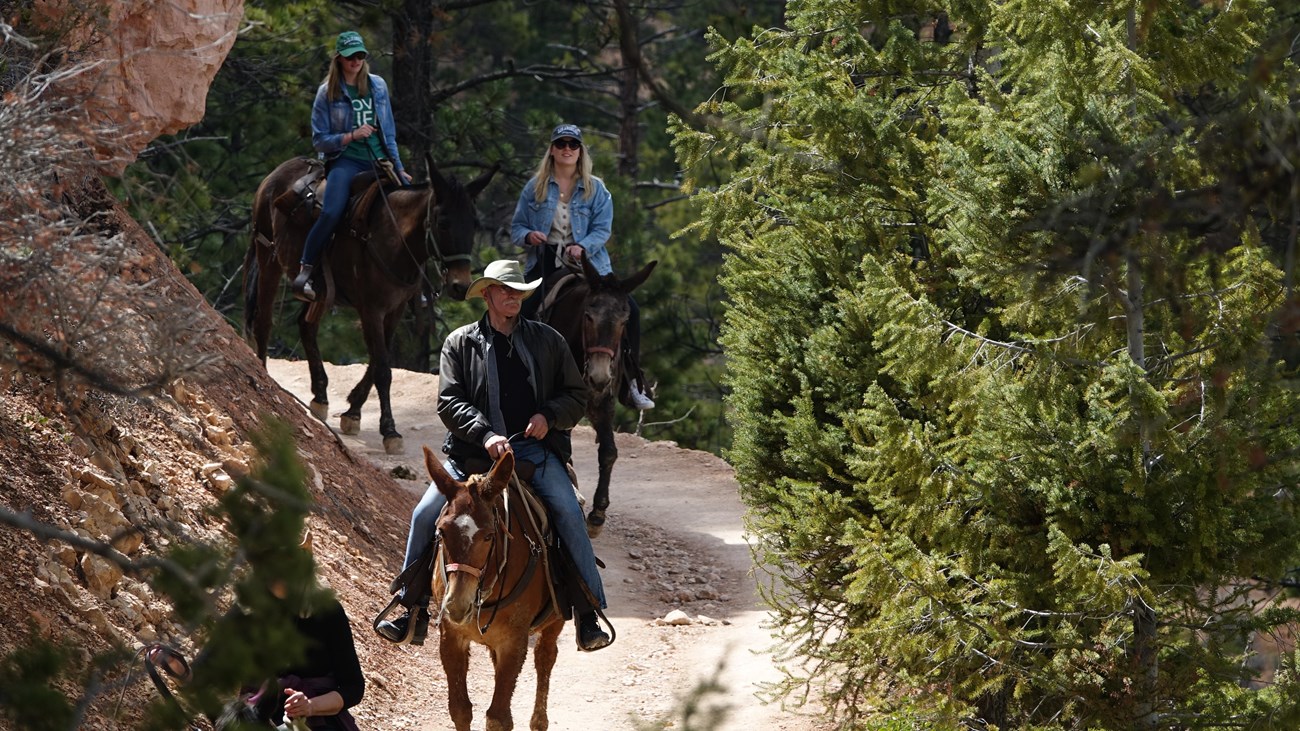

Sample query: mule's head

[579,256,658,391]
[424,445,512,626]
[428,158,499,301]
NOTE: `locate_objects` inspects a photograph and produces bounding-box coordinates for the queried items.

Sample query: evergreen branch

[427,64,601,107]
[644,194,690,210]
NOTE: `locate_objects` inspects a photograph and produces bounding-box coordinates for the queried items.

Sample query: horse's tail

[242,238,260,338]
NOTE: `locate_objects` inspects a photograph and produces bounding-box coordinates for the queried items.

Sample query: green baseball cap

[335,31,367,57]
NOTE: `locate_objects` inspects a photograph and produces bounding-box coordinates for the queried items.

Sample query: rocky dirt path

[268,359,829,731]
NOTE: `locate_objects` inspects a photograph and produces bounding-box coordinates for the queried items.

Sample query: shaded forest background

[112,0,782,455]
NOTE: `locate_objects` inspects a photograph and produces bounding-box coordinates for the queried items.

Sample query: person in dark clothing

[374,258,612,652]
[150,533,365,729]
[270,597,364,729]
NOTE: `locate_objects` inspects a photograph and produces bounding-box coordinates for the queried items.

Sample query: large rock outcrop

[31,0,243,173]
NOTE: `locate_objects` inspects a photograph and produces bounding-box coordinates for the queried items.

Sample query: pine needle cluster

[678,1,1300,728]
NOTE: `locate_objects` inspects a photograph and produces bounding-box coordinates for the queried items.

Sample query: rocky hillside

[0,171,417,728]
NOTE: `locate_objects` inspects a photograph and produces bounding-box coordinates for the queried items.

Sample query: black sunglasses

[343,52,367,61]
[552,138,581,150]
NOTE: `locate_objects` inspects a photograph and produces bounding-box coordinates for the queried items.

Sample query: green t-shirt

[342,83,385,163]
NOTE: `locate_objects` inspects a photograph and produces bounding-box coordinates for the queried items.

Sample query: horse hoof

[586,510,606,538]
[339,414,360,435]
[309,400,328,421]
[383,435,404,454]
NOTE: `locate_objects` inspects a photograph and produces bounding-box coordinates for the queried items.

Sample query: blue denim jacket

[310,74,405,175]
[510,175,614,275]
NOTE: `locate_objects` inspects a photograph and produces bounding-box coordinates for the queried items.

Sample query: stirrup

[373,595,416,645]
[373,595,430,646]
[291,265,316,303]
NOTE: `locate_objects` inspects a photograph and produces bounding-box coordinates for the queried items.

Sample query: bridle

[579,296,625,391]
[424,188,473,300]
[435,493,542,635]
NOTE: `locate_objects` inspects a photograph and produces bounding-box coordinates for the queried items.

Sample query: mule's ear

[581,251,601,282]
[622,260,657,293]
[466,162,500,199]
[483,451,514,500]
[300,530,314,554]
[426,153,449,192]
[424,445,461,498]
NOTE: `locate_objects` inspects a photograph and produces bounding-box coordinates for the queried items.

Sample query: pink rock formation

[32,0,244,174]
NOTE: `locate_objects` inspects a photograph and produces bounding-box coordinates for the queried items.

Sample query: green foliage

[685,0,1300,728]
[0,419,326,730]
[0,634,80,731]
[176,418,328,725]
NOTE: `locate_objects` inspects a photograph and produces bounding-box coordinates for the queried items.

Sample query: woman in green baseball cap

[292,30,412,302]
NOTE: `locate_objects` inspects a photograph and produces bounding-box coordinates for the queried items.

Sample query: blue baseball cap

[550,124,583,143]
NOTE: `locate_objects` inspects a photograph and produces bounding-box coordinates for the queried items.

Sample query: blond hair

[324,55,371,102]
[531,139,595,203]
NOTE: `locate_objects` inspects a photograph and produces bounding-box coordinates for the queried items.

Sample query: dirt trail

[268,359,828,731]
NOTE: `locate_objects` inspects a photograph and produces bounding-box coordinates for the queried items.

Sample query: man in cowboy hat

[375,259,612,651]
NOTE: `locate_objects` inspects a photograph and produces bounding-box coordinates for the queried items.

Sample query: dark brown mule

[243,156,496,453]
[422,446,564,731]
[541,255,656,536]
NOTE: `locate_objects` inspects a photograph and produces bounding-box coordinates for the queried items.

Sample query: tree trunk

[613,0,642,179]
[391,1,435,178]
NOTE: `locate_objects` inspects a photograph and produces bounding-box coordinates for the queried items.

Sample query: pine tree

[679,1,1300,728]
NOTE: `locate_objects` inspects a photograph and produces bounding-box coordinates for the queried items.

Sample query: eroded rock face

[33,0,244,174]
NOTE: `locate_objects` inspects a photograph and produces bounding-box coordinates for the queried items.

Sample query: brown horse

[243,156,496,453]
[422,446,564,731]
[541,255,657,536]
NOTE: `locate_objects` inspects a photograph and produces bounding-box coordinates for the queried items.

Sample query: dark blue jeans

[300,157,371,267]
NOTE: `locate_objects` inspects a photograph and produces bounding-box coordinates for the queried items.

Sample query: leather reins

[435,477,548,635]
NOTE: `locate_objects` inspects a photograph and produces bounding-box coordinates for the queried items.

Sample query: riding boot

[291,264,315,303]
[375,604,431,646]
[576,611,611,652]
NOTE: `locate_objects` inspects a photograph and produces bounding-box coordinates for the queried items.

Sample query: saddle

[535,270,583,322]
[267,160,397,321]
[271,159,393,236]
[374,461,610,645]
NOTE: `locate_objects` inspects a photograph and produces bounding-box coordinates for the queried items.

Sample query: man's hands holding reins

[484,414,550,459]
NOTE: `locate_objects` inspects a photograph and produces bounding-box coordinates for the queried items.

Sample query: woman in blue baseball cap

[510,123,655,410]
[291,30,412,302]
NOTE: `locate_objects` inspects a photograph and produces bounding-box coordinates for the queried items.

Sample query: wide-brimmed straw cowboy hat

[465,259,541,300]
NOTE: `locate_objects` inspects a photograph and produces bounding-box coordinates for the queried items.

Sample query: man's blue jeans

[402,439,607,608]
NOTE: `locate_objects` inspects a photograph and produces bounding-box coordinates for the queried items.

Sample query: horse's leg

[358,303,405,452]
[529,620,563,731]
[485,635,528,731]
[339,364,372,436]
[440,629,474,731]
[251,246,280,363]
[587,396,617,537]
[297,304,329,421]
